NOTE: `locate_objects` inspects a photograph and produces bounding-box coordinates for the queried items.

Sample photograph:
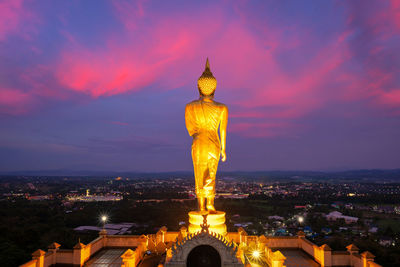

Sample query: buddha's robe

[185,98,228,198]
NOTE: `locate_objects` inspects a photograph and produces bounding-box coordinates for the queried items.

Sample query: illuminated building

[326,211,358,224]
[20,227,382,267]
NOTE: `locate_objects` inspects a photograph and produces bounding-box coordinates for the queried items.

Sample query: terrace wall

[332,251,351,266]
[19,231,383,267]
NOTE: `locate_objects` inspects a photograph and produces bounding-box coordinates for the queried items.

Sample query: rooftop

[277,249,320,267]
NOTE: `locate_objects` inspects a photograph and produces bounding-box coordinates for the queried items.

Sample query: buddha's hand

[221,150,226,162]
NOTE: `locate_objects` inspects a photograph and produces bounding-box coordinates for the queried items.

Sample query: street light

[298,216,304,223]
[101,215,108,229]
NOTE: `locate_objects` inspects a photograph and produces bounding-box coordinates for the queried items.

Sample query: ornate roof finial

[205,57,210,70]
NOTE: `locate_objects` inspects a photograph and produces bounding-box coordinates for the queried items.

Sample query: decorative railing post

[297,231,305,249]
[346,244,359,266]
[361,251,375,267]
[271,250,286,267]
[48,242,61,265]
[73,242,86,266]
[121,249,136,267]
[32,249,45,267]
[320,244,332,267]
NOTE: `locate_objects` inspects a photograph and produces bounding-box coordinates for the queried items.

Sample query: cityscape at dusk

[1,1,400,267]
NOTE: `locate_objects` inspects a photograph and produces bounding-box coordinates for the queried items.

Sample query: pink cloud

[342,1,400,112]
[52,2,383,137]
[378,89,400,105]
[56,40,187,97]
[112,0,147,31]
[1,0,399,140]
[230,111,266,119]
[214,24,354,130]
[54,7,221,97]
[0,64,75,115]
[0,88,34,115]
[389,0,400,30]
[0,0,37,40]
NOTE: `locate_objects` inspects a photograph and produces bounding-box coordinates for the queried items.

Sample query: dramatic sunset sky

[0,0,399,172]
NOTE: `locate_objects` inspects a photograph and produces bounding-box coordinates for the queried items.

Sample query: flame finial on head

[198,58,217,96]
[205,58,210,69]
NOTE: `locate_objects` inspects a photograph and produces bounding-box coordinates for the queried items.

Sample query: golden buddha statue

[185,58,228,214]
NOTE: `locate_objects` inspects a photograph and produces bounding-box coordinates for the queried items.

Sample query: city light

[298,216,304,223]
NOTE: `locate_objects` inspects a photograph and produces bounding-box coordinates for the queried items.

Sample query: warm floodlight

[252,250,261,259]
[100,215,108,226]
[298,216,304,223]
[100,215,108,230]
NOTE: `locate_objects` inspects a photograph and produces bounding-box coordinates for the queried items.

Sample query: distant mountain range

[1,169,400,182]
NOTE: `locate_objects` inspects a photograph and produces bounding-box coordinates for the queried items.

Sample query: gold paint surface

[185,59,228,210]
[188,211,227,236]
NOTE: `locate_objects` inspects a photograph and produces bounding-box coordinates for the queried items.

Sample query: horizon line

[1,168,400,177]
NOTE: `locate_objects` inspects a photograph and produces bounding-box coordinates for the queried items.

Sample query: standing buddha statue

[185,58,228,214]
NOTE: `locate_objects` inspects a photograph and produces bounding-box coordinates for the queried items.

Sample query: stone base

[188,210,227,236]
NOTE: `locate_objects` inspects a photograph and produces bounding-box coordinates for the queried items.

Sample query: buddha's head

[198,58,217,97]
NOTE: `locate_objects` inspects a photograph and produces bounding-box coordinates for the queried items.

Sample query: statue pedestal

[188,211,227,236]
